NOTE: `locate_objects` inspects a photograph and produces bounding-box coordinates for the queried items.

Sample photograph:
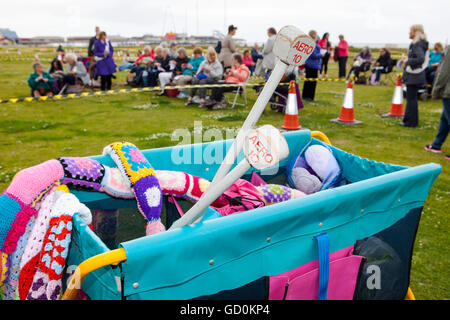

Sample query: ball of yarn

[291,167,322,195]
[304,145,339,182]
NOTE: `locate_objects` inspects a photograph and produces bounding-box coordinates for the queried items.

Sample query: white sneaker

[177,92,188,99]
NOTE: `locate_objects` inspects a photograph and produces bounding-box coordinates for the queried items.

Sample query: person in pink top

[242,49,256,74]
[205,53,250,110]
[337,34,349,79]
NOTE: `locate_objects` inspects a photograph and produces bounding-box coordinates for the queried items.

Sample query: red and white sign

[243,125,289,170]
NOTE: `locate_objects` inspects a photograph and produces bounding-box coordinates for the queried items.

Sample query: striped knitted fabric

[103,142,164,235]
[0,193,37,255]
[6,159,64,206]
[0,159,63,255]
[18,190,57,300]
[58,157,105,191]
[27,193,91,300]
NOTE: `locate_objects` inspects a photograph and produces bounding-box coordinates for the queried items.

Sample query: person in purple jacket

[93,31,116,91]
[302,30,322,101]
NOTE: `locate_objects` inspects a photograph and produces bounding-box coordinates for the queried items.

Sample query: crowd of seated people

[173,46,205,98]
[204,53,250,110]
[28,52,90,96]
[185,47,223,107]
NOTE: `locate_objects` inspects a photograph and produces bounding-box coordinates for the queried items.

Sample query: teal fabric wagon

[62,129,441,300]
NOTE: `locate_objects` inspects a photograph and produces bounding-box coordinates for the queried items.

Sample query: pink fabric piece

[6,160,64,205]
[250,171,267,187]
[2,194,37,254]
[145,219,166,236]
[269,245,363,300]
[212,179,265,216]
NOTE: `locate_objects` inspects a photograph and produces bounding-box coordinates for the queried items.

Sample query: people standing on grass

[318,32,331,78]
[88,26,100,79]
[302,30,322,101]
[219,25,238,69]
[400,24,429,128]
[262,27,277,76]
[336,34,349,79]
[425,46,450,160]
[93,31,116,91]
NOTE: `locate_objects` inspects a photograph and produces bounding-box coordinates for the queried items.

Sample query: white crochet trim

[144,186,162,208]
[20,190,57,269]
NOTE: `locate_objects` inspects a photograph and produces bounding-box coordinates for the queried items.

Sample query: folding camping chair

[225,74,250,109]
[380,59,399,85]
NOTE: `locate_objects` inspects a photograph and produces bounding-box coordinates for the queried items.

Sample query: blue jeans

[431,98,450,149]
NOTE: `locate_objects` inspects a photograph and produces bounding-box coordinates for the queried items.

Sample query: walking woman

[93,31,116,91]
[302,30,322,101]
[318,32,331,78]
[337,34,349,79]
[400,24,429,127]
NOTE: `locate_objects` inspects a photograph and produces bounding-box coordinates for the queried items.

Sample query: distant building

[0,28,19,43]
[19,36,65,45]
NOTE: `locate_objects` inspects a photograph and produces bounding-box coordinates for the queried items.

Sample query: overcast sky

[1,0,449,45]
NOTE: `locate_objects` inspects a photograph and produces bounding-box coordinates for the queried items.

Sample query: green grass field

[0,47,448,300]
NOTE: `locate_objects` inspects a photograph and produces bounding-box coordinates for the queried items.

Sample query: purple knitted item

[58,157,105,191]
[257,184,295,205]
[133,176,163,221]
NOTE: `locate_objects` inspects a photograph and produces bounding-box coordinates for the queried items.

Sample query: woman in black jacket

[400,24,429,127]
[370,48,391,85]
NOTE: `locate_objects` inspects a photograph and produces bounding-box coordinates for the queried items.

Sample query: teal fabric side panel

[310,139,409,183]
[66,213,121,300]
[120,163,440,300]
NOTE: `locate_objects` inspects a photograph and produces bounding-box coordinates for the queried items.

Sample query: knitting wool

[185,173,211,202]
[1,215,36,300]
[18,190,57,300]
[154,170,190,197]
[6,159,64,205]
[103,142,157,186]
[27,215,72,300]
[256,184,306,205]
[27,193,90,300]
[0,193,37,255]
[291,167,322,195]
[58,157,105,191]
[103,142,163,235]
[100,166,135,199]
[0,252,9,289]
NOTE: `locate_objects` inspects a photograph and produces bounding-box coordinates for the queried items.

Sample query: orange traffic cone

[330,80,362,125]
[281,81,301,130]
[381,75,404,118]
